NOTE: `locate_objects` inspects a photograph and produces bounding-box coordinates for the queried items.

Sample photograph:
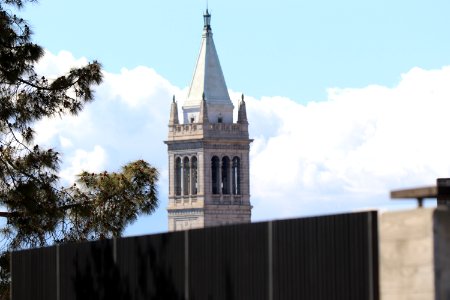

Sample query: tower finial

[173,95,176,103]
[203,8,211,31]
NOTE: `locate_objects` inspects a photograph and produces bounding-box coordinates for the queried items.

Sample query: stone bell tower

[165,10,252,231]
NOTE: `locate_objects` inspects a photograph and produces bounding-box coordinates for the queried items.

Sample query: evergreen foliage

[0,0,159,297]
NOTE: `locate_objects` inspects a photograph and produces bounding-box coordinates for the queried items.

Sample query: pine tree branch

[0,66,80,92]
[0,212,16,218]
[16,74,79,91]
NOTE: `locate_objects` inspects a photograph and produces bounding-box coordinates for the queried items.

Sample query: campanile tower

[165,11,252,231]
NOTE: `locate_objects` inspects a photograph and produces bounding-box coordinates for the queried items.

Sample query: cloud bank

[33,50,450,234]
[240,66,450,219]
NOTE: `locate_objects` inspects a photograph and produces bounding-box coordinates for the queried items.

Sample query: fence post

[56,244,60,300]
[367,213,374,300]
[9,251,12,300]
[268,221,273,300]
[185,230,189,300]
[113,237,117,264]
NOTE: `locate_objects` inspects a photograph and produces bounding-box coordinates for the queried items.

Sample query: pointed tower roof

[183,10,233,108]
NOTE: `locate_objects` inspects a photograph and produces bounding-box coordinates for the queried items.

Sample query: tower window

[191,156,198,195]
[190,117,195,123]
[211,156,220,194]
[218,117,223,123]
[232,156,240,195]
[183,157,190,195]
[175,157,182,196]
[222,156,230,194]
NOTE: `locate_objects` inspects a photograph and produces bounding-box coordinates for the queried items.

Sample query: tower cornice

[166,122,250,142]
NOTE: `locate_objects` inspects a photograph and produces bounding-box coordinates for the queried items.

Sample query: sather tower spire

[165,11,252,231]
[182,10,234,124]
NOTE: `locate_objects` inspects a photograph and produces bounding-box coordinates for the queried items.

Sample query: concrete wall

[379,207,450,300]
[379,208,435,300]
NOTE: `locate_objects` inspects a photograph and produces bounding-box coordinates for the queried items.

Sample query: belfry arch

[174,155,199,197]
[175,157,182,196]
[183,157,190,195]
[191,156,198,195]
[232,156,240,195]
[209,155,242,196]
[211,156,220,195]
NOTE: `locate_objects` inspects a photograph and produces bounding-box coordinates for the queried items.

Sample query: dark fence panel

[188,222,268,300]
[116,232,185,300]
[11,211,378,300]
[273,211,378,300]
[11,246,57,300]
[59,239,119,300]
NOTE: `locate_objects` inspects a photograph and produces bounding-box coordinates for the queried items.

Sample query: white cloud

[33,50,450,233]
[59,136,73,149]
[59,145,107,184]
[100,66,180,108]
[232,66,450,220]
[35,50,89,79]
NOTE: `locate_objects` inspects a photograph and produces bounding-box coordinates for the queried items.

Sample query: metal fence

[11,211,378,300]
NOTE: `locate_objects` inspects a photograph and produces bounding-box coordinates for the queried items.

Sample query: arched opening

[175,157,182,196]
[211,156,220,194]
[191,156,198,195]
[183,157,190,195]
[232,156,240,195]
[222,156,230,194]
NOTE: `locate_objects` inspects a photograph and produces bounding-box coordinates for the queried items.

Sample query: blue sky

[14,0,450,235]
[23,0,450,101]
